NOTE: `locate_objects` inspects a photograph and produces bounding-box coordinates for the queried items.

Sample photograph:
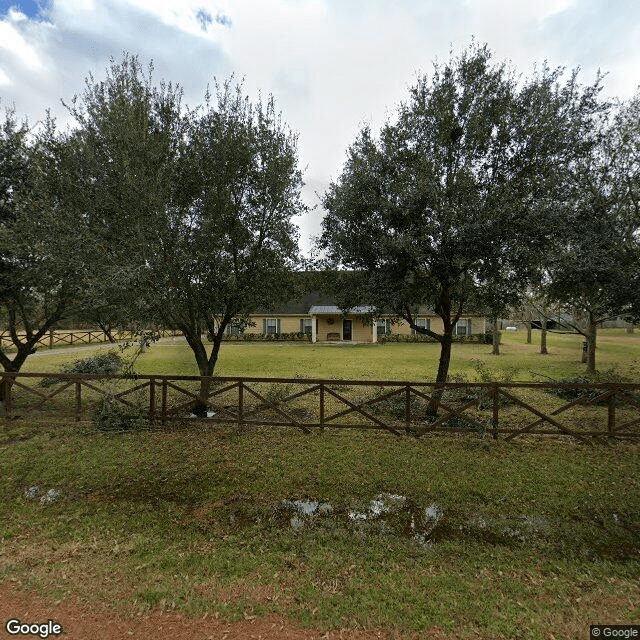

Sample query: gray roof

[309,305,375,315]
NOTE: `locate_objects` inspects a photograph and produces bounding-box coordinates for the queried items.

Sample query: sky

[1,0,640,255]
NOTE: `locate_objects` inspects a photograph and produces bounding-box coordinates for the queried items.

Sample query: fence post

[405,385,411,433]
[3,375,12,423]
[49,329,54,349]
[75,380,82,422]
[320,382,325,432]
[161,379,167,425]
[238,380,244,430]
[492,382,499,439]
[607,390,616,437]
[149,378,156,424]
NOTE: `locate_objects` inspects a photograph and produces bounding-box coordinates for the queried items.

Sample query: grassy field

[1,328,639,639]
[20,327,640,381]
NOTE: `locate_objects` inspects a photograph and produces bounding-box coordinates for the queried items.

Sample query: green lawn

[2,328,639,639]
[21,327,640,381]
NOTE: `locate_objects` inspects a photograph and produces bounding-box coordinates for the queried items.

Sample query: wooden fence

[1,372,640,442]
[0,329,182,350]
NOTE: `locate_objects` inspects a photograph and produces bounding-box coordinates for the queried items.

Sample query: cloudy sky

[1,0,639,254]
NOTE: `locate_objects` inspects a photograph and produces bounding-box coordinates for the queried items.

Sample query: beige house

[237,297,486,343]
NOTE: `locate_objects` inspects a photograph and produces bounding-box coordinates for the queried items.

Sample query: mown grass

[1,422,639,639]
[20,327,640,381]
[2,328,639,638]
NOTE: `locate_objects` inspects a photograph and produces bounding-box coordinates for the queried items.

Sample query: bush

[222,332,309,342]
[378,333,492,344]
[40,351,124,386]
[535,368,634,404]
[92,394,147,432]
[367,388,430,420]
[264,383,290,404]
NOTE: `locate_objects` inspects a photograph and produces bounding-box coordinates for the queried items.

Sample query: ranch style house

[227,294,486,343]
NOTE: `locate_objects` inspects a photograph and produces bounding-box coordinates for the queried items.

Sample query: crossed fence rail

[0,329,182,350]
[1,372,640,443]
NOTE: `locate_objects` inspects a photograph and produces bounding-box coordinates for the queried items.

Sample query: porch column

[311,315,317,343]
[372,320,378,343]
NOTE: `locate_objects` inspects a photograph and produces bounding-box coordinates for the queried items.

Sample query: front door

[342,319,352,341]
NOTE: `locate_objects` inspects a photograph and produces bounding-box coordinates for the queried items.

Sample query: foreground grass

[21,327,640,381]
[1,423,638,639]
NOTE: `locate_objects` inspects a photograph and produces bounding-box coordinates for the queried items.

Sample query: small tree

[144,82,304,402]
[545,94,640,372]
[0,109,91,381]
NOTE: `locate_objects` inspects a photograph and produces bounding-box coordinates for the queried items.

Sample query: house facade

[232,296,486,343]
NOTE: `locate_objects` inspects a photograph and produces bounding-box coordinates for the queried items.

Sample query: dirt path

[0,583,396,640]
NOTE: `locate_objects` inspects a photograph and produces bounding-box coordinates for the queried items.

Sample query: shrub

[378,333,492,344]
[222,332,309,342]
[367,388,430,420]
[40,351,124,387]
[470,359,520,408]
[534,367,634,404]
[92,394,147,432]
[264,383,290,404]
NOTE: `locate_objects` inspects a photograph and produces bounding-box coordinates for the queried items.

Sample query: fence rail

[0,329,182,350]
[1,372,640,443]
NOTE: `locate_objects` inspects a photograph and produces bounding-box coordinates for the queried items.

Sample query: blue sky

[0,0,45,19]
[1,0,639,253]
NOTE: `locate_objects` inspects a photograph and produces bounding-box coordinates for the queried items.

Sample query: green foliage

[535,367,633,403]
[378,332,492,344]
[264,383,290,404]
[470,358,520,384]
[92,393,147,432]
[0,107,93,373]
[318,42,604,385]
[543,90,640,371]
[222,332,309,342]
[64,56,306,384]
[40,350,124,386]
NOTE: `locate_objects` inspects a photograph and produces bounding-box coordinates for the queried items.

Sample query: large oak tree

[68,56,305,405]
[318,44,605,411]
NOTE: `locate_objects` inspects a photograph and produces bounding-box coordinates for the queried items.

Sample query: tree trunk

[491,318,500,355]
[183,324,227,414]
[540,318,548,355]
[586,321,597,374]
[626,322,634,334]
[0,356,25,402]
[526,324,532,344]
[427,334,452,417]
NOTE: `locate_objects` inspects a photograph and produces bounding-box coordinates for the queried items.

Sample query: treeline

[1,44,639,407]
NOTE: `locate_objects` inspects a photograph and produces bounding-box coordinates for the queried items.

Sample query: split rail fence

[0,329,182,350]
[1,372,640,443]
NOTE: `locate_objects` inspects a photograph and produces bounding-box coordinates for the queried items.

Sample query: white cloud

[0,67,11,86]
[1,0,639,254]
[0,11,45,71]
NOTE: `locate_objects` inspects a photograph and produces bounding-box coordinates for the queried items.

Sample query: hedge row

[220,332,493,343]
[378,332,494,344]
[221,332,311,342]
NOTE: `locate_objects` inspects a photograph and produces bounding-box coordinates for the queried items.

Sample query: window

[225,320,244,336]
[299,318,312,336]
[411,318,430,335]
[263,318,280,335]
[455,319,472,336]
[376,319,391,336]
